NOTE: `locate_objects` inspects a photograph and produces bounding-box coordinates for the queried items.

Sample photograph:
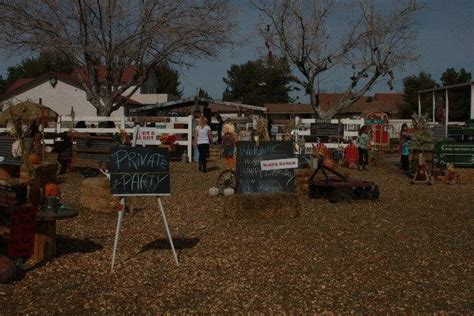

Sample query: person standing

[400,137,411,174]
[194,116,212,172]
[357,126,369,171]
[399,123,410,170]
[192,109,201,163]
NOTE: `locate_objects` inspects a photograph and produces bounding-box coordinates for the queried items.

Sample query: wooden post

[432,91,436,123]
[33,220,56,261]
[418,93,421,116]
[445,89,449,138]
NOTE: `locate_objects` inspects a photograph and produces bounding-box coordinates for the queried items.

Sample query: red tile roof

[6,78,35,92]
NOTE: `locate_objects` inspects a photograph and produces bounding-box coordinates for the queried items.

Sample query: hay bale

[80,177,120,212]
[457,168,474,183]
[294,168,313,177]
[296,175,310,194]
[223,193,300,219]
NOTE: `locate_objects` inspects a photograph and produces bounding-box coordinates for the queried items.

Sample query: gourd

[208,187,219,196]
[44,183,61,197]
[0,166,12,179]
[323,158,336,169]
[223,188,235,196]
[29,153,40,165]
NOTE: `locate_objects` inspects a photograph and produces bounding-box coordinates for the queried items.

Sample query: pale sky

[1,0,473,102]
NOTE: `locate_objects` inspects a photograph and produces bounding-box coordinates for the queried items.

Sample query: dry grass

[0,156,473,314]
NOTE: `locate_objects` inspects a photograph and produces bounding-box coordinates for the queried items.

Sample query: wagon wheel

[328,187,353,203]
[217,169,236,195]
[308,183,322,199]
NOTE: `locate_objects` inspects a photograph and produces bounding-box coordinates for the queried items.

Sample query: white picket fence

[293,117,365,153]
[0,115,194,162]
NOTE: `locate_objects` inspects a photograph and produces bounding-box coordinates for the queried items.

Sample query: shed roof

[130,97,267,113]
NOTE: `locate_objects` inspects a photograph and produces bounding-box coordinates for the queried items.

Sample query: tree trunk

[96,106,110,117]
[309,88,325,119]
[91,99,113,117]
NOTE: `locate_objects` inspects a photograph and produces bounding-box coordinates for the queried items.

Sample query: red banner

[8,206,37,257]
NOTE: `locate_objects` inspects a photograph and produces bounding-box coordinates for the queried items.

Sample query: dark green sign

[435,141,474,167]
[364,119,384,125]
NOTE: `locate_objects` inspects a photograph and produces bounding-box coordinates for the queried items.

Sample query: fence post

[187,115,192,162]
[120,115,125,130]
[56,116,61,134]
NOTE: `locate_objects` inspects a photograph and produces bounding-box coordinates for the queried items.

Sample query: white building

[0,70,177,117]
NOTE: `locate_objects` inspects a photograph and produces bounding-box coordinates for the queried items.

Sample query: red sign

[8,206,37,257]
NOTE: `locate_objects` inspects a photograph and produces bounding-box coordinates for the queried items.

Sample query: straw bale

[457,168,474,183]
[294,168,314,177]
[223,193,300,219]
[80,177,120,212]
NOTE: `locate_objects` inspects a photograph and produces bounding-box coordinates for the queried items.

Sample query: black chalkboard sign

[311,123,342,136]
[109,147,170,196]
[236,141,296,194]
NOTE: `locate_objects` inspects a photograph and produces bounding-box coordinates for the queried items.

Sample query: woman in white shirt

[194,116,212,172]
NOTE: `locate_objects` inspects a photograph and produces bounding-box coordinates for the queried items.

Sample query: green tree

[440,68,471,121]
[152,63,183,97]
[0,75,6,94]
[0,52,74,93]
[197,88,212,99]
[440,68,471,86]
[400,72,437,119]
[222,58,293,106]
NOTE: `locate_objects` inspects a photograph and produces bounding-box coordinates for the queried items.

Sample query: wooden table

[33,206,78,262]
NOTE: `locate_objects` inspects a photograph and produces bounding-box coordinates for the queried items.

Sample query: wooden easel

[109,125,179,271]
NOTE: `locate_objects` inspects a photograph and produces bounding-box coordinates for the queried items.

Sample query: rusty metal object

[308,158,379,203]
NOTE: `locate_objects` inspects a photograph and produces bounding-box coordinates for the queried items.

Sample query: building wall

[123,72,179,104]
[2,80,124,117]
[122,86,173,105]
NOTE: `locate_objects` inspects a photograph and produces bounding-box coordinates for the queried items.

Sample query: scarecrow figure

[221,122,236,169]
[445,163,461,184]
[344,140,359,169]
[410,153,434,185]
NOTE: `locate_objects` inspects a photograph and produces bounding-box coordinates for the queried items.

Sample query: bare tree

[0,0,236,115]
[252,0,421,119]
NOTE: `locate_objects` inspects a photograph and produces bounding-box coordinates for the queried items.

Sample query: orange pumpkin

[44,183,61,197]
[323,158,336,169]
[0,166,12,179]
[29,153,40,165]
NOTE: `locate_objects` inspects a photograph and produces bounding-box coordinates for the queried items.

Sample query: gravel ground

[0,157,473,314]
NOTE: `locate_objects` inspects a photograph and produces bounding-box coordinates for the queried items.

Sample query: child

[399,123,410,170]
[357,126,369,171]
[401,137,411,174]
